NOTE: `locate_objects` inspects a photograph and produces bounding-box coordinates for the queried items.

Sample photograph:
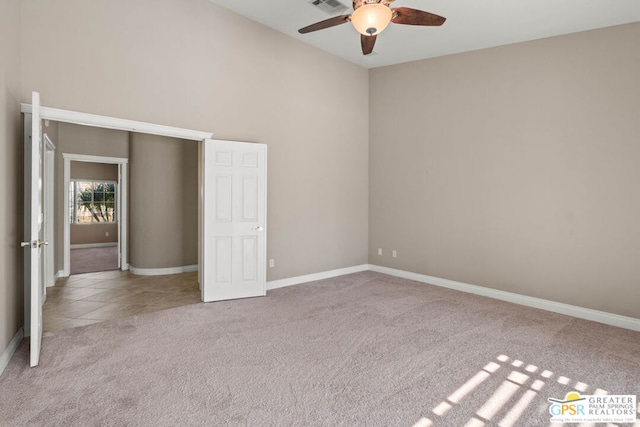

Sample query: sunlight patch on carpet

[414,354,619,427]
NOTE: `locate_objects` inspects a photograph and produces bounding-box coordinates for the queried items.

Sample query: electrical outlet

[378,248,383,256]
[269,259,275,268]
[392,250,397,258]
[105,231,109,237]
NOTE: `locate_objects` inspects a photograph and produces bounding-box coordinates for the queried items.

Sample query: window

[69,180,117,224]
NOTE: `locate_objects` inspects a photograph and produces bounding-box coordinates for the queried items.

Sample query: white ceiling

[208,0,640,69]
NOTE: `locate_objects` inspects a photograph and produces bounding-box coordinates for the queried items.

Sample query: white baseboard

[70,242,118,249]
[267,264,370,290]
[129,264,198,276]
[57,259,640,331]
[0,328,24,378]
[55,270,64,279]
[369,265,640,332]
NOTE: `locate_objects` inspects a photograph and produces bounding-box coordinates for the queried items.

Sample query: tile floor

[43,270,201,332]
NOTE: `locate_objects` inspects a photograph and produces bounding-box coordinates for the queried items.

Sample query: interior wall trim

[129,264,198,276]
[264,264,639,331]
[368,264,640,332]
[20,104,212,141]
[266,264,370,290]
[0,328,24,378]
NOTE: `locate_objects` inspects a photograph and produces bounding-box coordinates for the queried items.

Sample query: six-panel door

[201,139,267,302]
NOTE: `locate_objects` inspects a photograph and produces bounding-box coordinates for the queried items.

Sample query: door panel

[241,236,258,281]
[215,237,232,283]
[201,139,267,302]
[241,176,258,221]
[215,175,232,221]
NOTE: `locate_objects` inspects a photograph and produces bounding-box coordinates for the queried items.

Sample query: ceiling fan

[298,0,446,55]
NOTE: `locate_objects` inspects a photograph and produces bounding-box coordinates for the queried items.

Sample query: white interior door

[22,91,45,367]
[200,139,267,302]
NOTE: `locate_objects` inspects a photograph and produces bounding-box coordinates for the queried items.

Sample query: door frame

[63,154,128,276]
[21,103,213,286]
[43,134,56,288]
[20,104,212,141]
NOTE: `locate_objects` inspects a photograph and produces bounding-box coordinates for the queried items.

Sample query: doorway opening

[45,126,202,333]
[62,153,127,277]
[23,95,267,365]
[68,171,119,275]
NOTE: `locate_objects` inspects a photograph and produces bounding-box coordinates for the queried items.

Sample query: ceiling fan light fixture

[350,3,392,36]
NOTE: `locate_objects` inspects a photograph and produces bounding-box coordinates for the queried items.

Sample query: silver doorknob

[253,226,264,232]
[21,240,48,248]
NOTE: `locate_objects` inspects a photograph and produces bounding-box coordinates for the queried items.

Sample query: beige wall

[369,22,640,318]
[54,123,129,271]
[71,161,118,180]
[70,224,118,246]
[21,0,370,280]
[57,123,129,158]
[129,134,198,269]
[0,0,23,360]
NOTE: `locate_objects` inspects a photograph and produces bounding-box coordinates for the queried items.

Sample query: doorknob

[21,240,49,248]
[253,226,264,232]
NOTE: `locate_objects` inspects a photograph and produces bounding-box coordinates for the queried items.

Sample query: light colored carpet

[0,271,638,426]
[70,246,119,275]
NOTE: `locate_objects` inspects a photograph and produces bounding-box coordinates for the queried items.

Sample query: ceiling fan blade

[298,14,351,34]
[361,34,377,55]
[391,7,446,26]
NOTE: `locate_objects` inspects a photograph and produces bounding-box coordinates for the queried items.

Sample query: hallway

[70,246,119,275]
[43,270,200,332]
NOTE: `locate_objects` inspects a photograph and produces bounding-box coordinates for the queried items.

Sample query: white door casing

[62,154,128,276]
[22,92,45,367]
[44,134,56,288]
[201,139,267,302]
[18,103,210,280]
